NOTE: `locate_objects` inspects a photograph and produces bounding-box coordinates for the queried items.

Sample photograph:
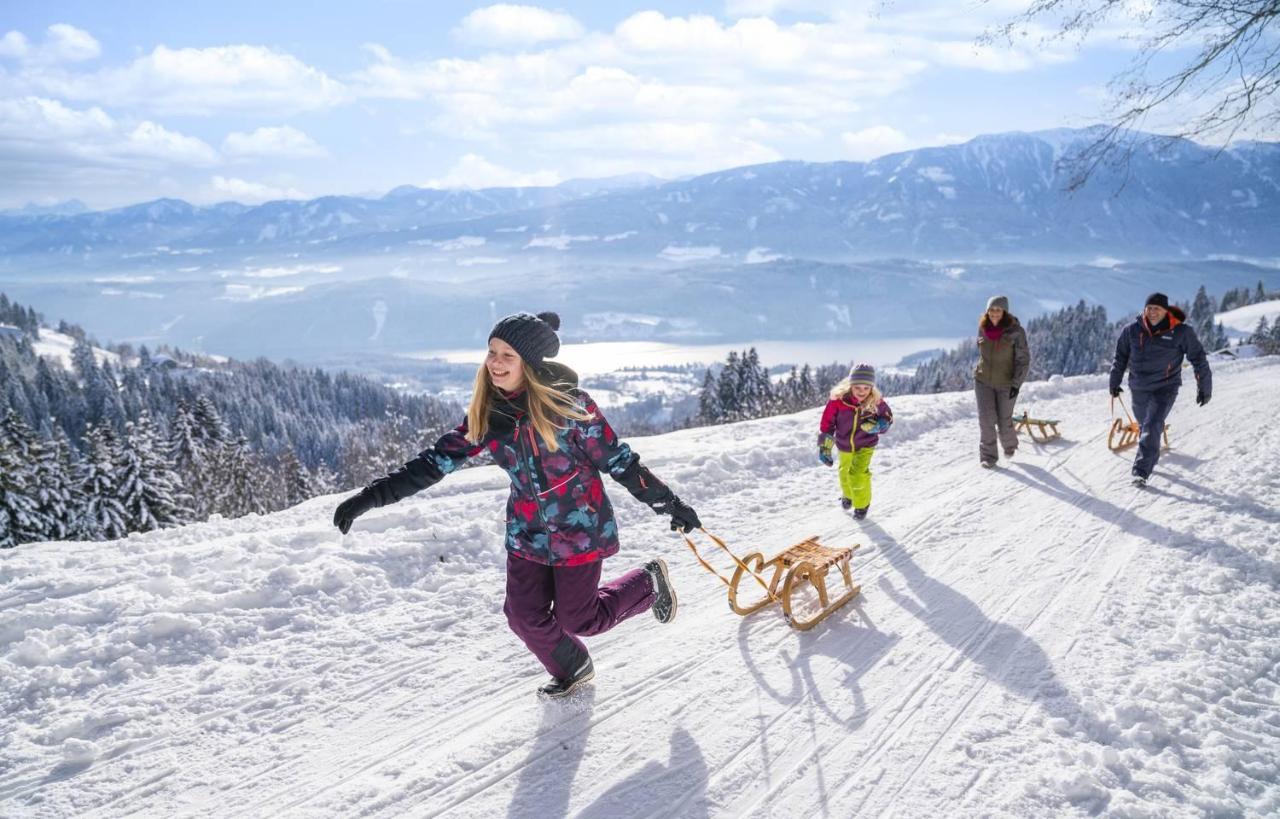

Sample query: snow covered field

[3,358,1278,817]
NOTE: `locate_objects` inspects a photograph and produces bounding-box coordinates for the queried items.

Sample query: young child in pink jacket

[818,363,893,520]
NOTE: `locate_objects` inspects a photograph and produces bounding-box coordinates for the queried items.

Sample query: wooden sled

[1012,411,1061,442]
[683,529,861,631]
[1108,395,1170,452]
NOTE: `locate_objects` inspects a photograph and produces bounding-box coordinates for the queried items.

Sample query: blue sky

[0,1,1217,209]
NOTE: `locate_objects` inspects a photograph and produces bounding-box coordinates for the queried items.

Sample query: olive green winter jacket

[974,315,1031,388]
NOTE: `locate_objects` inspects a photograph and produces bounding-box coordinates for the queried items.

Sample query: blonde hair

[829,377,884,407]
[465,363,593,451]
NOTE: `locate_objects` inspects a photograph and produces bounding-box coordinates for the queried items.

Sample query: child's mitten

[817,434,834,466]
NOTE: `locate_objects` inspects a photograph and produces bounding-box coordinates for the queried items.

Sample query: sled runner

[682,529,861,631]
[1108,395,1170,452]
[1012,411,1061,442]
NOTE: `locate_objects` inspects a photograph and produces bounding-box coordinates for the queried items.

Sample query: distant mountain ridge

[2,128,1277,261]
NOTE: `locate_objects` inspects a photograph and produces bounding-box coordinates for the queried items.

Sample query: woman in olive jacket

[974,295,1031,467]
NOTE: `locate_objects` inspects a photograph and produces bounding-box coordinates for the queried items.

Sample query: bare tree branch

[983,0,1280,190]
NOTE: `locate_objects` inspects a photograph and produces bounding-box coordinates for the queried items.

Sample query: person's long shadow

[736,601,899,730]
[575,727,709,819]
[506,689,596,819]
[1008,463,1279,583]
[863,520,1091,733]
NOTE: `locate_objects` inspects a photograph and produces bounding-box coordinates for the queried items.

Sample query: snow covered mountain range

[2,127,1278,364]
[2,129,1277,261]
[3,356,1277,816]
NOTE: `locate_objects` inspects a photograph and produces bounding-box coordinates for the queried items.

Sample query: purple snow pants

[503,553,655,680]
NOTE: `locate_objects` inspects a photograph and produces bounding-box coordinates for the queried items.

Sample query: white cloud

[44,24,101,63]
[21,44,347,115]
[841,126,909,160]
[222,126,328,159]
[455,5,585,46]
[425,154,561,189]
[208,175,307,203]
[0,31,30,59]
[0,24,100,64]
[0,96,217,165]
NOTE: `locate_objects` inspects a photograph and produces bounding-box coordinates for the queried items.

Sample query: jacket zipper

[517,419,549,529]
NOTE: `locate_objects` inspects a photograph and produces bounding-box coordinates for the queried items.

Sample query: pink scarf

[983,326,1004,341]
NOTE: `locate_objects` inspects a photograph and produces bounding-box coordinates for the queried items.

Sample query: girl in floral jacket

[333,311,700,698]
[818,362,893,520]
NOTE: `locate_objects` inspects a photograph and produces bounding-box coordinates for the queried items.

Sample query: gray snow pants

[975,382,1018,464]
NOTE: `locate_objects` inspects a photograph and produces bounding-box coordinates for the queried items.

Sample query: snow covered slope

[3,359,1278,817]
[1217,300,1280,336]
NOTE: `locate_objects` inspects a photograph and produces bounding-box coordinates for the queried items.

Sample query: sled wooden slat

[684,530,860,631]
[1108,395,1171,452]
[1012,411,1061,442]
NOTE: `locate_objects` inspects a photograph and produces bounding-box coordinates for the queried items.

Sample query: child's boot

[538,656,595,699]
[854,505,869,520]
[643,558,678,624]
[840,498,853,511]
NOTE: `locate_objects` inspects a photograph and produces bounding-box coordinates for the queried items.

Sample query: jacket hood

[979,313,1021,331]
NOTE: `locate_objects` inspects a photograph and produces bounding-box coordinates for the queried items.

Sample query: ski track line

[732,428,1136,816]
[854,374,1272,814]
[869,476,1148,812]
[388,420,1012,815]
[712,439,1097,816]
[8,591,514,811]
[205,651,502,803]
[254,594,757,817]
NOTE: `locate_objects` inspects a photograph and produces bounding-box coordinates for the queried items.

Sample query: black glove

[661,496,701,533]
[1196,389,1210,407]
[333,488,377,534]
[1110,386,1123,398]
[1009,386,1019,401]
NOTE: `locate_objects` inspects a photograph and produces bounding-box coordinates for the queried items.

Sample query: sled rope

[682,528,779,602]
[1111,394,1135,424]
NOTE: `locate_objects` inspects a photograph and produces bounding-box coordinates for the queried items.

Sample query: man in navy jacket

[1109,292,1212,485]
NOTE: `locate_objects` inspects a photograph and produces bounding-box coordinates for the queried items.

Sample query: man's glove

[659,496,701,533]
[1009,386,1020,401]
[333,488,377,534]
[817,434,834,466]
[1196,389,1210,407]
[1110,386,1123,398]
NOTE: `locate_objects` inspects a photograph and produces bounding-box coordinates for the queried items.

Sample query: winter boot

[538,656,595,699]
[854,506,869,520]
[840,498,853,511]
[643,558,678,624]
[535,655,593,701]
[981,460,996,469]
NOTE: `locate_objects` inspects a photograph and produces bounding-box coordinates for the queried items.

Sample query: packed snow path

[3,359,1278,817]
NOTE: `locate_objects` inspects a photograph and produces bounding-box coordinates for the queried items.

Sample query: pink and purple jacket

[819,393,894,452]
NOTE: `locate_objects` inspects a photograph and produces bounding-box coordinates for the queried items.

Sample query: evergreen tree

[118,413,192,532]
[716,351,742,421]
[696,368,721,424]
[280,448,314,507]
[79,423,129,540]
[213,435,267,519]
[0,416,43,547]
[32,426,79,541]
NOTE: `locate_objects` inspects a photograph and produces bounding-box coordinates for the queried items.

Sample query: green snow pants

[837,448,875,509]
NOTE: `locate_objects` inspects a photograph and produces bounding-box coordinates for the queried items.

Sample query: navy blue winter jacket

[1109,307,1212,395]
